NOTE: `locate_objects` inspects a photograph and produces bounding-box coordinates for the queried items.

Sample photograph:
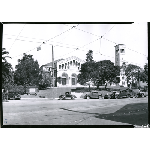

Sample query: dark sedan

[59,92,77,100]
[8,92,21,100]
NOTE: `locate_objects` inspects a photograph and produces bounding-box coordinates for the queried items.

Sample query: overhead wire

[8,24,26,51]
[10,25,79,59]
[65,24,147,58]
[5,35,81,49]
[6,24,147,63]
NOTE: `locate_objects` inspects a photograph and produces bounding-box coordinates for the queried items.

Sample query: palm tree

[2,48,11,61]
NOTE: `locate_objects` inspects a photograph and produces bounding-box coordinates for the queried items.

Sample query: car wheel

[127,94,131,98]
[98,95,102,99]
[87,96,90,99]
[141,94,144,98]
[116,95,119,99]
[35,93,37,96]
[71,96,75,100]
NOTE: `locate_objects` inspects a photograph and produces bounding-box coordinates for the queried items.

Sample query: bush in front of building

[8,84,25,95]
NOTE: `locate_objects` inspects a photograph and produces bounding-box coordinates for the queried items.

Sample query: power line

[65,24,147,58]
[8,24,26,51]
[102,37,148,57]
[10,26,78,59]
[6,36,81,49]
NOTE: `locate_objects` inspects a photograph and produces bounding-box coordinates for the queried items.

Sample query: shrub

[8,84,25,95]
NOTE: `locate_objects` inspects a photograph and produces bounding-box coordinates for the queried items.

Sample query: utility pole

[52,45,55,100]
[138,68,140,88]
[52,45,54,88]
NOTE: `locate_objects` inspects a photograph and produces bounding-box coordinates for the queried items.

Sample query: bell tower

[115,44,127,87]
[115,44,126,66]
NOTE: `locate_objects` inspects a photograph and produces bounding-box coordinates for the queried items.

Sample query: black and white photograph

[2,22,148,127]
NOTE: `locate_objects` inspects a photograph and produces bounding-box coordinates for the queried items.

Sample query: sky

[2,22,148,70]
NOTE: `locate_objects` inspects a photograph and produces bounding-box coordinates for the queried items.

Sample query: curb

[21,98,59,100]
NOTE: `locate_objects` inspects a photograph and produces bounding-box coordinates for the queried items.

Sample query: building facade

[115,44,127,87]
[40,56,85,87]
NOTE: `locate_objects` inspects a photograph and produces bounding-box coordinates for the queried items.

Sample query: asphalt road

[2,97,148,126]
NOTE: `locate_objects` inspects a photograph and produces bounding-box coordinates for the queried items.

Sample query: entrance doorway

[72,78,75,85]
[62,78,66,85]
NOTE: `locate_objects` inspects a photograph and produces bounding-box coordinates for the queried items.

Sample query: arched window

[76,61,78,66]
[59,65,61,69]
[70,61,72,66]
[62,72,69,85]
[71,73,77,85]
[73,60,75,66]
[62,64,64,69]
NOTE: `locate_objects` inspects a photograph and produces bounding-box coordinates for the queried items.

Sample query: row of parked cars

[5,87,148,100]
[58,87,148,100]
[84,88,147,99]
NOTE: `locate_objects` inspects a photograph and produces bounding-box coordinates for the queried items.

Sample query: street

[3,97,148,126]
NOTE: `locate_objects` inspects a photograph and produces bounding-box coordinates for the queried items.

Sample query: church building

[40,56,85,87]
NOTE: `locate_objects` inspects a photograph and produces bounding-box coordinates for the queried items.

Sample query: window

[62,64,64,69]
[72,78,75,85]
[121,49,125,53]
[59,65,61,69]
[62,78,66,85]
[65,63,67,69]
[73,60,75,66]
[70,61,72,66]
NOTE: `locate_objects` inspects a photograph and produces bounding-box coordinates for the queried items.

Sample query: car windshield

[93,92,98,94]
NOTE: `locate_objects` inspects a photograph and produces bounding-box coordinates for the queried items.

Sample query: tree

[14,53,40,86]
[94,60,120,88]
[78,59,120,89]
[125,64,142,88]
[2,48,13,89]
[143,63,148,83]
[77,61,96,85]
[39,71,52,89]
[86,50,94,62]
[78,50,95,90]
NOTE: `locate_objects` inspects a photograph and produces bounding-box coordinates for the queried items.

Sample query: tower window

[121,49,125,53]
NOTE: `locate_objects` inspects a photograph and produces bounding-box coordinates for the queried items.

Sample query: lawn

[95,103,148,126]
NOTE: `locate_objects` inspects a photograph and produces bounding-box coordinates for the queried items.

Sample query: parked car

[84,91,102,99]
[8,92,21,100]
[109,91,120,99]
[104,93,110,99]
[115,89,137,99]
[136,89,148,98]
[59,92,76,100]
